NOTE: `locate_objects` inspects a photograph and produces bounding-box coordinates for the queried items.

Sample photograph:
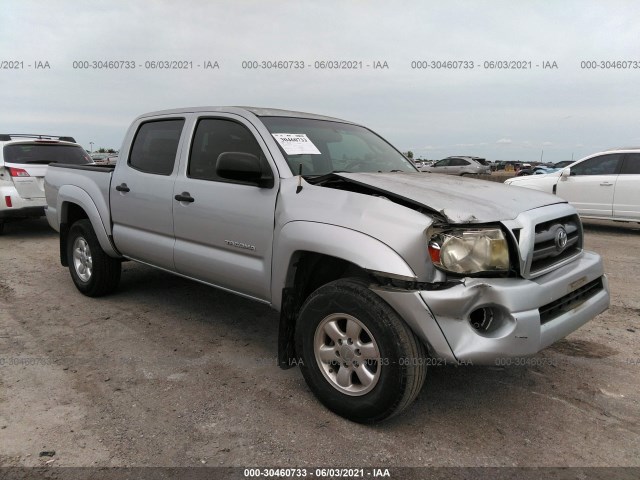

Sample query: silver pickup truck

[45,107,610,423]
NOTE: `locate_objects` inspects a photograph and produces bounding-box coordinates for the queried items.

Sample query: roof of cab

[134,106,355,124]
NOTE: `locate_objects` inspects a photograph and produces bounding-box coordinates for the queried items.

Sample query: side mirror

[216,152,274,188]
[560,168,570,179]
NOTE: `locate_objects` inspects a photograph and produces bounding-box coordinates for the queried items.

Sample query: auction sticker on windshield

[272,133,321,155]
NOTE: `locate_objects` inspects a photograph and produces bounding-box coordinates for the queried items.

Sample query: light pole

[89,142,94,153]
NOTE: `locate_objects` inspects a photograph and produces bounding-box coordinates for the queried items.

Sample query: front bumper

[372,250,609,365]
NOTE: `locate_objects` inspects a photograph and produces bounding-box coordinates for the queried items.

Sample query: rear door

[3,141,91,198]
[172,115,279,301]
[555,153,622,217]
[613,153,640,221]
[449,158,469,175]
[110,117,186,270]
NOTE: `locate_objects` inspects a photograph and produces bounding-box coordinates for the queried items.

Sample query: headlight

[428,228,510,275]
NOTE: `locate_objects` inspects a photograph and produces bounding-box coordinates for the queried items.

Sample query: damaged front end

[305,174,609,364]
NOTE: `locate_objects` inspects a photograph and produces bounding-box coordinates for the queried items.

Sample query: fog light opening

[469,307,494,332]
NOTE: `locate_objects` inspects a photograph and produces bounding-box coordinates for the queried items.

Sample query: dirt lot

[0,218,638,468]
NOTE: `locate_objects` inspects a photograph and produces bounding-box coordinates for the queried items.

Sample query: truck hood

[333,172,565,223]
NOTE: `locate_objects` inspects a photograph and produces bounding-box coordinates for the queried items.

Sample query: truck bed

[44,163,114,235]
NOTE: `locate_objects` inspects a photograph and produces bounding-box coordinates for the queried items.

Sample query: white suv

[0,134,92,233]
[504,148,640,223]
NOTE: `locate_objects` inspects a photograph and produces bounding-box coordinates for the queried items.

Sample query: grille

[539,277,603,324]
[529,214,582,275]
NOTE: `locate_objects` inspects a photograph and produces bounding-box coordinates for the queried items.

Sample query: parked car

[423,156,491,175]
[505,148,640,222]
[554,160,574,169]
[495,161,522,172]
[416,160,434,172]
[90,153,111,164]
[45,107,609,422]
[0,134,91,234]
[516,165,557,176]
[519,162,573,176]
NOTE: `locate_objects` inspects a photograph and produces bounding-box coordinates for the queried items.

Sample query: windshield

[4,143,92,165]
[261,117,417,175]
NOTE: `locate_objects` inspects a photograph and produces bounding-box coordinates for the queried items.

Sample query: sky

[1,0,639,162]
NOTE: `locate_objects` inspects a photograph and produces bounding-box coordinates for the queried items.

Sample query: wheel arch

[272,221,416,311]
[56,185,119,265]
[273,222,418,369]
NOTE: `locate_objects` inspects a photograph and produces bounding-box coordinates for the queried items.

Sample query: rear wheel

[295,279,427,423]
[67,219,121,296]
[0,220,4,235]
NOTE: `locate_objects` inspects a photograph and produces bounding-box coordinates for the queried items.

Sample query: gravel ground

[0,217,638,468]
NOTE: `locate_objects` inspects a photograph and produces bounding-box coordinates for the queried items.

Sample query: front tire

[67,219,121,297]
[295,279,427,423]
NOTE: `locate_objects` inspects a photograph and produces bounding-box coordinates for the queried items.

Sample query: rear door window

[129,119,185,175]
[3,143,92,165]
[450,158,469,166]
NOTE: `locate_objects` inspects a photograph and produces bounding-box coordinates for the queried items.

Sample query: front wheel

[295,279,427,423]
[67,219,121,297]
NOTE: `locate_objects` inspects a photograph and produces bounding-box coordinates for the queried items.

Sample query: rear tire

[67,219,121,297]
[0,220,4,235]
[295,279,427,423]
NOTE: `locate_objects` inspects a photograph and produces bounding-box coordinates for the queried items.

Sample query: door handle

[174,192,195,203]
[599,182,614,186]
[115,183,130,192]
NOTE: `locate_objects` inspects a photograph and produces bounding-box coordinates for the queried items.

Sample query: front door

[555,153,622,218]
[172,115,279,301]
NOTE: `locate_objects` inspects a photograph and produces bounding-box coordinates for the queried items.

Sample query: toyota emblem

[555,227,568,251]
